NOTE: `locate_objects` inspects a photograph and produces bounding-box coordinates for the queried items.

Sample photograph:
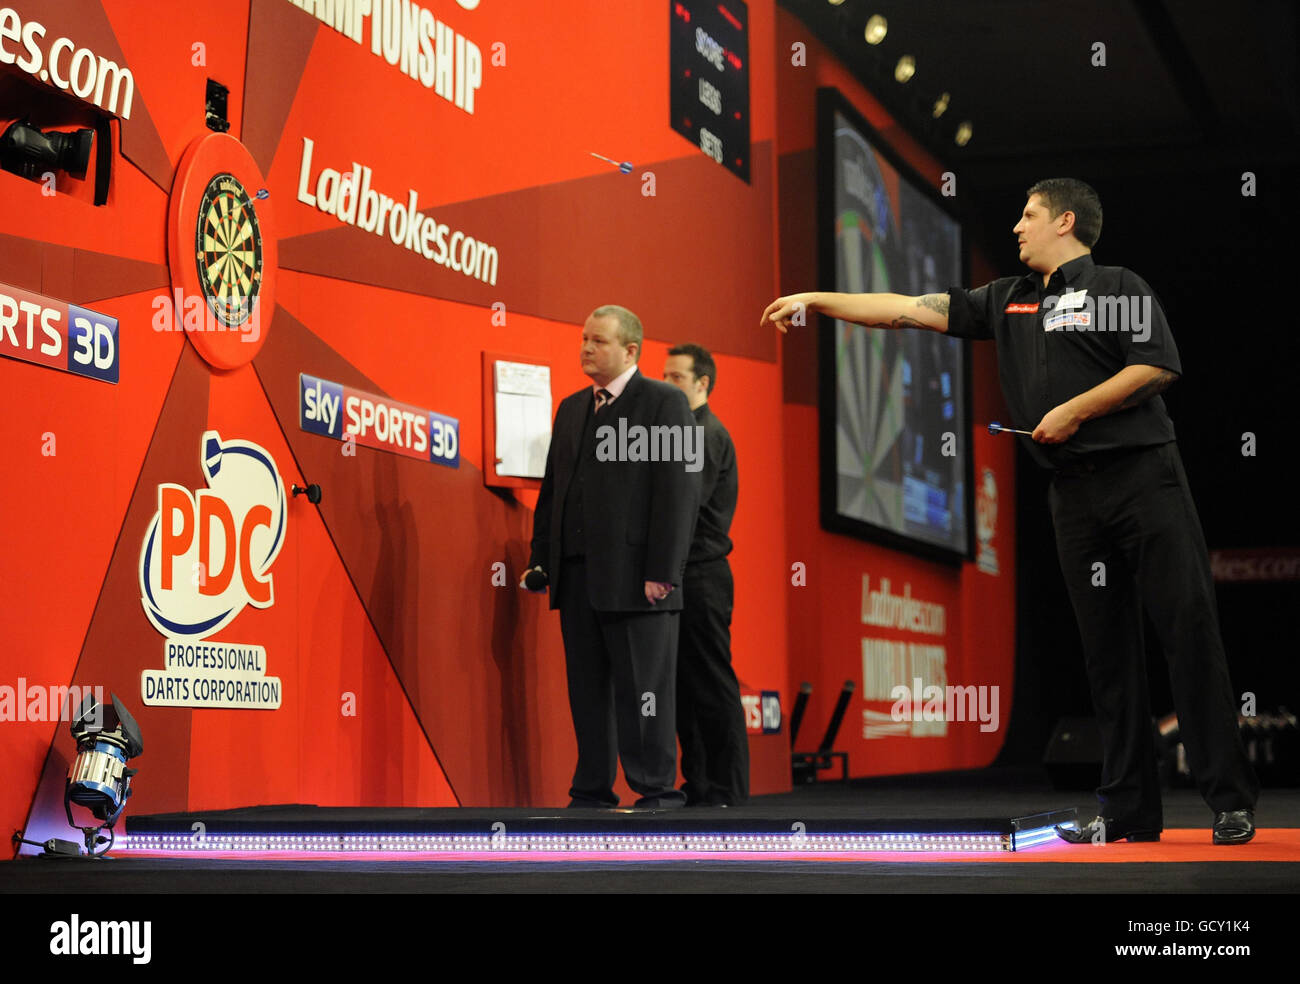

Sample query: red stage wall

[2,0,1014,850]
[1,0,788,845]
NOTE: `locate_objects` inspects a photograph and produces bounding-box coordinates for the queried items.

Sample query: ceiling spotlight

[828,0,847,6]
[864,15,888,44]
[932,92,951,118]
[955,121,973,146]
[0,120,93,181]
[894,55,916,83]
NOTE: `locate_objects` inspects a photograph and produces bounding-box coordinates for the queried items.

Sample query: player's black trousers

[676,558,750,806]
[558,558,685,807]
[1047,442,1258,827]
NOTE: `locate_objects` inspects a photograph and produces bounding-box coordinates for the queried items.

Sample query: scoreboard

[669,0,751,183]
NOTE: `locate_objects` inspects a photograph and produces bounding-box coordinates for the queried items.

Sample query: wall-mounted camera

[0,118,93,180]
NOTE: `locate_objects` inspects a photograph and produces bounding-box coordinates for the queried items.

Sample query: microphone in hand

[521,566,549,592]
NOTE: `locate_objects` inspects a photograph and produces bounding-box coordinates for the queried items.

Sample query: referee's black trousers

[1047,442,1258,827]
[557,558,684,808]
[677,558,750,805]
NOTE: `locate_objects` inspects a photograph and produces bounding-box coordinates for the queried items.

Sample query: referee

[663,343,750,806]
[761,178,1258,844]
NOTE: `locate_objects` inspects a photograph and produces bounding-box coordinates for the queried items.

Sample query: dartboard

[194,172,263,328]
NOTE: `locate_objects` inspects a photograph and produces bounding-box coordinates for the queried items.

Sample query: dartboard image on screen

[820,93,969,560]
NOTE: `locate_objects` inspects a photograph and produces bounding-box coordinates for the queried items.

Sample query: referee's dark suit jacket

[529,368,700,609]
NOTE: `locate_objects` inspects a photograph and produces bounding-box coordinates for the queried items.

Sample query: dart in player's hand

[987,421,1033,437]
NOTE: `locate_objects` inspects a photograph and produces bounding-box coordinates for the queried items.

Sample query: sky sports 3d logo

[741,690,781,735]
[300,372,459,467]
[0,282,119,383]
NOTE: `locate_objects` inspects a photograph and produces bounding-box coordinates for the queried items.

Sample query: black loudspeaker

[1169,711,1300,788]
[1243,712,1300,787]
[1043,717,1103,791]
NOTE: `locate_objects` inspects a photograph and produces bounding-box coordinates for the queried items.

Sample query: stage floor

[6,768,1298,893]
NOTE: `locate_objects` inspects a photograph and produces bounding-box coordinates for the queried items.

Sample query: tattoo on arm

[855,295,948,332]
[1118,369,1178,410]
[915,294,950,316]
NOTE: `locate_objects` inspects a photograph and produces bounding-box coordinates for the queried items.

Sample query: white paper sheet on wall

[494,361,552,478]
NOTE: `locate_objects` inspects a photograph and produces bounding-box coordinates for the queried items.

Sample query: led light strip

[1013,825,1068,850]
[119,830,1040,854]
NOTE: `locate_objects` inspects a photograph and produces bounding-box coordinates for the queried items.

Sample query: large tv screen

[817,88,971,563]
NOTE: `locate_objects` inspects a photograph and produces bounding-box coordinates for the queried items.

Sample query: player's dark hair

[1026,178,1103,248]
[667,342,717,395]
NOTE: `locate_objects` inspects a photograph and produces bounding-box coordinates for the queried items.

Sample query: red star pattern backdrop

[2,0,1015,849]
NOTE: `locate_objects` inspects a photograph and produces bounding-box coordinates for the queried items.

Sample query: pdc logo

[139,432,286,638]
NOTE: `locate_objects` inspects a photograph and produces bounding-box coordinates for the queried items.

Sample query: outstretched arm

[761,291,950,334]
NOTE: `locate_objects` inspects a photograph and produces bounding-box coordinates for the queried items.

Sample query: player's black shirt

[946,253,1182,469]
[688,403,737,565]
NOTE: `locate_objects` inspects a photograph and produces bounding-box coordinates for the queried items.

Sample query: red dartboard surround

[167,132,277,370]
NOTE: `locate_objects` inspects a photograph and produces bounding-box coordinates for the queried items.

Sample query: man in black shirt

[664,343,750,806]
[761,178,1257,844]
